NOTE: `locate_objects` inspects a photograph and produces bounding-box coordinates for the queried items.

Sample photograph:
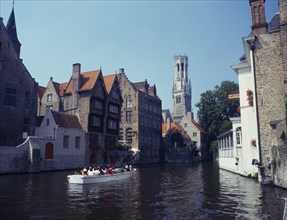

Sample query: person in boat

[92,167,100,175]
[99,167,105,175]
[87,167,94,176]
[106,166,113,174]
[81,168,88,175]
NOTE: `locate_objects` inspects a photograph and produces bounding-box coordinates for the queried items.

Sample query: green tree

[196,81,240,157]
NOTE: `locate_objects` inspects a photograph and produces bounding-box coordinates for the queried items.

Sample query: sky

[0,0,279,119]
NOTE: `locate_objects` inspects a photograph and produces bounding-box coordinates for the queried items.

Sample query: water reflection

[0,164,287,220]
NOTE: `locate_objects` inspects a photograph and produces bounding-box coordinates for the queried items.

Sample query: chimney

[72,63,81,93]
[119,68,125,74]
[50,77,53,81]
[249,0,267,35]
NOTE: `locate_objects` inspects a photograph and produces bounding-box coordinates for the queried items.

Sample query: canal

[0,162,286,220]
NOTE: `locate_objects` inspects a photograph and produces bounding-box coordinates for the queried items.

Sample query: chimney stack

[249,0,267,35]
[72,63,81,93]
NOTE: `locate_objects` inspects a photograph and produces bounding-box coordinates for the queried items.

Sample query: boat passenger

[93,168,100,175]
[99,167,105,175]
[87,167,94,176]
[82,168,88,175]
[106,167,113,174]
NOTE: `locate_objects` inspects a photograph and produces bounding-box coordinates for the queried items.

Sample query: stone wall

[255,31,287,186]
[0,145,29,174]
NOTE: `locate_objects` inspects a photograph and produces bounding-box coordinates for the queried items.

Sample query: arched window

[126,128,133,144]
[235,127,242,145]
[177,64,179,72]
[45,142,54,159]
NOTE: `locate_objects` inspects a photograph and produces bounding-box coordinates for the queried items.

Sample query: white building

[218,36,260,178]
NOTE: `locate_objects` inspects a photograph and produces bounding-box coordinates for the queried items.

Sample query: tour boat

[67,169,136,184]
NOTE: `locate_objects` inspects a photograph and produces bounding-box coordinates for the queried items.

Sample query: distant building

[172,55,192,123]
[118,68,162,163]
[169,55,208,160]
[0,7,38,146]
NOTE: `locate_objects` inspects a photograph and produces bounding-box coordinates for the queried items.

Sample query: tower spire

[6,1,21,57]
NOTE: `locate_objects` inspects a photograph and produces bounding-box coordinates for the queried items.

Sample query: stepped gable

[65,70,101,94]
[51,110,82,129]
[103,74,116,94]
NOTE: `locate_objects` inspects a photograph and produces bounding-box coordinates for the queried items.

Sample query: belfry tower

[172,55,192,123]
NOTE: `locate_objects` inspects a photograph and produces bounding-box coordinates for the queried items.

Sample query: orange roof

[37,86,46,99]
[103,74,116,94]
[65,70,101,94]
[59,82,68,96]
[162,123,168,136]
[192,119,206,134]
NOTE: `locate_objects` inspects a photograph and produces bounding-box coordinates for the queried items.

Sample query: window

[119,128,123,142]
[24,91,30,109]
[177,64,179,72]
[108,119,117,130]
[181,63,184,72]
[126,96,132,108]
[109,104,118,114]
[63,135,69,148]
[236,127,242,145]
[46,119,50,126]
[47,94,52,102]
[176,95,181,104]
[90,115,101,127]
[184,123,188,128]
[4,88,16,107]
[126,128,133,144]
[93,99,103,110]
[126,111,132,122]
[75,136,80,149]
[193,132,197,137]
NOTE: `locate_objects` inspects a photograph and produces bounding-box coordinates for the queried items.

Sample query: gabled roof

[65,70,101,94]
[103,74,116,94]
[59,82,68,96]
[192,119,206,134]
[37,86,46,100]
[52,81,61,96]
[51,110,82,129]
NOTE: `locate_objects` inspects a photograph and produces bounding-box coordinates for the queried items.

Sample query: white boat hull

[67,170,136,184]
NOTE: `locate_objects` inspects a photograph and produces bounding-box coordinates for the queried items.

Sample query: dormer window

[47,94,52,102]
[46,119,49,126]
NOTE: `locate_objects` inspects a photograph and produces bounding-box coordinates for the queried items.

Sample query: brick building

[232,0,287,187]
[40,64,122,165]
[118,68,162,163]
[0,7,38,146]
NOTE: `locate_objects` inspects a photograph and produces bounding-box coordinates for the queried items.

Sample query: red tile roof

[65,70,101,94]
[103,74,116,94]
[59,82,68,96]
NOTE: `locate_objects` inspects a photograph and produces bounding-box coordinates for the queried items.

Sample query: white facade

[35,109,86,170]
[219,36,260,178]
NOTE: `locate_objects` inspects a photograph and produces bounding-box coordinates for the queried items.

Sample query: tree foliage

[195,81,240,154]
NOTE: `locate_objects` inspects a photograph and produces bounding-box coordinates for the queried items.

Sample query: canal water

[0,163,286,220]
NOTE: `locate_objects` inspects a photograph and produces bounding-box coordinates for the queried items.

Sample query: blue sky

[0,0,279,119]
